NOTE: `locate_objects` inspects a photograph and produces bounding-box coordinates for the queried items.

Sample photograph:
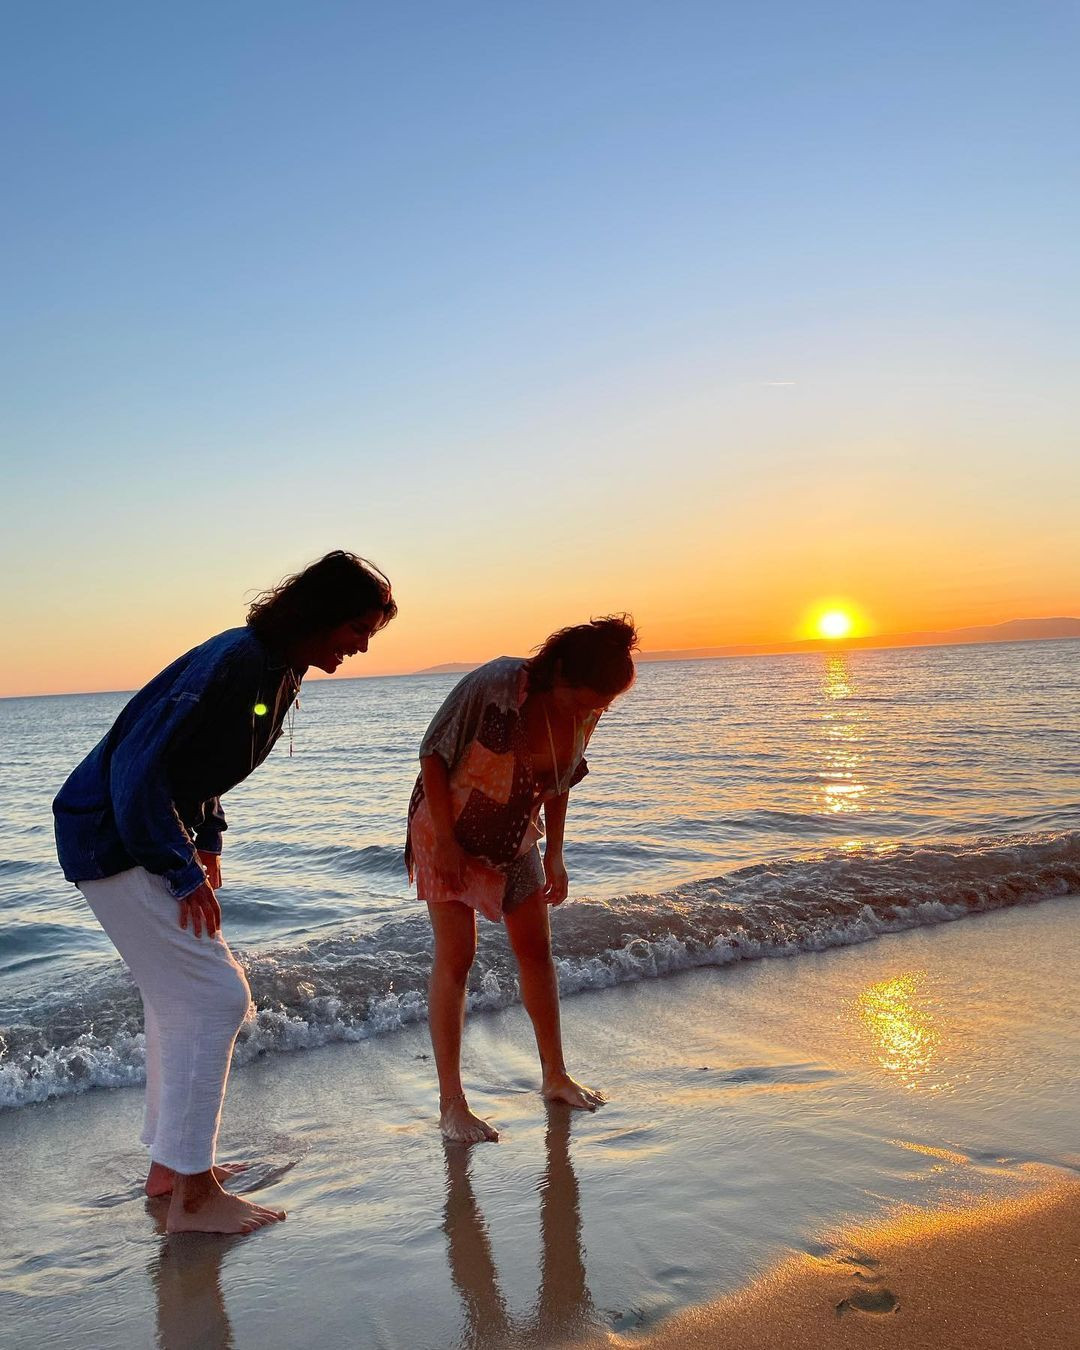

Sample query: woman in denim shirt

[53,551,395,1235]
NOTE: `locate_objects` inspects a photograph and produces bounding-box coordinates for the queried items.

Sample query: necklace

[541,699,575,797]
[286,672,301,757]
[250,670,303,770]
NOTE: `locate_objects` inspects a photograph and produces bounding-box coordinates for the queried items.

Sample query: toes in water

[544,1078,606,1111]
[440,1104,500,1144]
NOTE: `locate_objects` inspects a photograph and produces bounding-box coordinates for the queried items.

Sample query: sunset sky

[3,3,1077,697]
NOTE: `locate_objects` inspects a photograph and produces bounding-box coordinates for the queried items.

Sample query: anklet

[440,1092,467,1109]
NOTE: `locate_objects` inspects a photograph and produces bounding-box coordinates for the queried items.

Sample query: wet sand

[589,1176,1080,1350]
[2,894,1078,1348]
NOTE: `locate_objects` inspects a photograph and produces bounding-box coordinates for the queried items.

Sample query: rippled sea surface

[1,640,1077,1108]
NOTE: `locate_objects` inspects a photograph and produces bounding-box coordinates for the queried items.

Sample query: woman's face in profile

[295,610,383,674]
[550,681,611,720]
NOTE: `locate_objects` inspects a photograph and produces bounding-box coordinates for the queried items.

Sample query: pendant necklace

[287,672,302,757]
[541,699,574,797]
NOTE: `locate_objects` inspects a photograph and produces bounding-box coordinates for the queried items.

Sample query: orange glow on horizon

[798,599,870,644]
[3,570,1075,698]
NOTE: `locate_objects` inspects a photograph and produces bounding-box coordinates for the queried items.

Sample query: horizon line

[4,621,1077,702]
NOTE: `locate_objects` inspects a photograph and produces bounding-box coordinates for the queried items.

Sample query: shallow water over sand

[2,895,1077,1348]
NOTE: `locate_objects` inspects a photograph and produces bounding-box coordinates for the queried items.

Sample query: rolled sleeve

[165,856,209,900]
[419,670,489,770]
[193,797,227,855]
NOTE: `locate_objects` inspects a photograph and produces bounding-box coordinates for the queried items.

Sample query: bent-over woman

[53,551,396,1233]
[406,616,637,1142]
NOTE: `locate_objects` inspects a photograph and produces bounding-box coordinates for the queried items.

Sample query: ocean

[2,639,1078,1112]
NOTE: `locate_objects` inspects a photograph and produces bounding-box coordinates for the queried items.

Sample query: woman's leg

[141,996,250,1197]
[427,900,499,1143]
[79,868,285,1233]
[503,893,605,1110]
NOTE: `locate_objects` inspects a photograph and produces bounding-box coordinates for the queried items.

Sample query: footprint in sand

[831,1251,899,1316]
[837,1288,900,1316]
[835,1251,882,1281]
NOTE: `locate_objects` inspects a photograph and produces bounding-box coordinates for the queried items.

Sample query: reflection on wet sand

[857,973,941,1090]
[443,1105,596,1348]
[147,1205,234,1350]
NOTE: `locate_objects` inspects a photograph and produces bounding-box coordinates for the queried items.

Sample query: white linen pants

[78,867,252,1174]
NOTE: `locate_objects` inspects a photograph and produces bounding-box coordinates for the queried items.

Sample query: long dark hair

[527,615,638,699]
[247,551,397,647]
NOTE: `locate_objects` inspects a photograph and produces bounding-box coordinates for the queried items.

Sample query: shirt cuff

[418,743,454,769]
[193,829,223,855]
[164,857,208,900]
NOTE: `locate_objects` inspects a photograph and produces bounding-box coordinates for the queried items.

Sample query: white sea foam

[2,831,1076,1111]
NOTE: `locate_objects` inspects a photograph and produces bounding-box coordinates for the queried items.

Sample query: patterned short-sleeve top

[404,657,594,880]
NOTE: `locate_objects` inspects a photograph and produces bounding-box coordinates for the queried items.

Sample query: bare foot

[440,1097,500,1144]
[145,1161,248,1198]
[542,1071,606,1110]
[166,1174,286,1235]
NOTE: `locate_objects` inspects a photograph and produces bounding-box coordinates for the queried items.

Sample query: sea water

[1,640,1077,1109]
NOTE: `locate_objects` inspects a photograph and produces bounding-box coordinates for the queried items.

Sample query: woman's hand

[543,852,569,905]
[178,878,222,939]
[432,834,469,894]
[198,850,222,890]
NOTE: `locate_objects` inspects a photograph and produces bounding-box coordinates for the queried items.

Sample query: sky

[2,1,1077,696]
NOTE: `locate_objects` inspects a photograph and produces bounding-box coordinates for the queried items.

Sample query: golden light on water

[816,653,868,814]
[823,653,855,702]
[857,974,940,1089]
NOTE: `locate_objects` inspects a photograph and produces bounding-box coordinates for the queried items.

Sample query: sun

[798,599,869,643]
[817,609,854,640]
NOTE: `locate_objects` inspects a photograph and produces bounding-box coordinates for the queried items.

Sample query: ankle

[172,1169,219,1211]
[439,1091,467,1111]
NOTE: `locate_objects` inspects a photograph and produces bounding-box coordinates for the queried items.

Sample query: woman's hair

[247,551,397,647]
[527,614,638,699]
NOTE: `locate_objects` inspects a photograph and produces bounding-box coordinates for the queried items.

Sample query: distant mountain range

[414,617,1080,675]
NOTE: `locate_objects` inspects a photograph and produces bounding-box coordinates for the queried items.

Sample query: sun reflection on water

[816,654,868,815]
[857,973,941,1090]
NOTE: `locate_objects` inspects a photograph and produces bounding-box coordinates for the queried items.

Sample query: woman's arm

[542,791,570,904]
[195,797,226,888]
[109,693,213,901]
[420,754,468,893]
[108,692,223,936]
[418,667,489,767]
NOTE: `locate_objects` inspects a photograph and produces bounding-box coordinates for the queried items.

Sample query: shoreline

[589,1170,1080,1350]
[3,894,1079,1348]
[6,835,1077,1113]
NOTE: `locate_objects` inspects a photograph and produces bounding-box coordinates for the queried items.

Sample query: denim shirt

[53,626,304,900]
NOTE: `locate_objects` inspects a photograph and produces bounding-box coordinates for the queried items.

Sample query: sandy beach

[4,893,1078,1349]
[591,1179,1080,1350]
